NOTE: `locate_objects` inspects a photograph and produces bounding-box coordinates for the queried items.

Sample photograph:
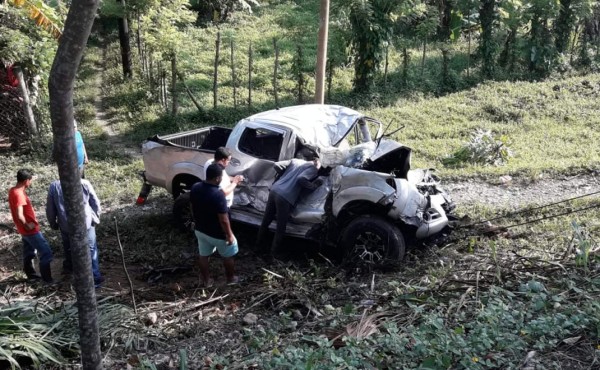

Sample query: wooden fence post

[213,31,221,110]
[171,54,178,115]
[326,58,333,103]
[383,45,389,87]
[248,44,253,107]
[230,38,237,109]
[295,44,305,104]
[273,38,279,107]
[14,66,37,136]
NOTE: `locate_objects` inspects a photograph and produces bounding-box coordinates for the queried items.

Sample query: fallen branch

[261,267,283,279]
[177,72,203,112]
[175,294,229,316]
[114,217,137,314]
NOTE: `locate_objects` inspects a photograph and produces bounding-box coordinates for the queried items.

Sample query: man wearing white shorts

[190,163,239,286]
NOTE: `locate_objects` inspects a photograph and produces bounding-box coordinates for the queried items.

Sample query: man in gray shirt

[46,178,103,287]
[256,153,323,259]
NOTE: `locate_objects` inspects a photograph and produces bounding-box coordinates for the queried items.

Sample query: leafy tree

[497,0,525,71]
[136,0,195,111]
[525,0,559,76]
[555,0,575,53]
[414,3,439,76]
[190,0,259,26]
[436,0,454,40]
[338,0,399,92]
[2,0,61,74]
[48,0,102,368]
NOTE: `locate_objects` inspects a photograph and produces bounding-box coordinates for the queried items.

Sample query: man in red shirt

[8,169,54,282]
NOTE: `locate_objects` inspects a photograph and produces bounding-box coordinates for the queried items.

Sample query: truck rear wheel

[340,215,405,265]
[173,192,194,232]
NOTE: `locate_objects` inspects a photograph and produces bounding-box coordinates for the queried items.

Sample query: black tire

[340,215,406,265]
[173,192,194,232]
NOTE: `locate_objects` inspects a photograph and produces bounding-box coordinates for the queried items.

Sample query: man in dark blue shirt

[190,163,239,286]
[256,153,323,260]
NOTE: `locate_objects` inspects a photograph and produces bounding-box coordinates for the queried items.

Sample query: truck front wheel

[173,193,194,232]
[340,215,405,265]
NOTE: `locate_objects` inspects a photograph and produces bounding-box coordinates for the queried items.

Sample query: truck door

[226,123,291,212]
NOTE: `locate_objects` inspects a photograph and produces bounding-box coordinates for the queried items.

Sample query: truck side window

[238,127,284,161]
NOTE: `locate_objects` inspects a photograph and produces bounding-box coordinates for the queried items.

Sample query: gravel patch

[445,173,600,210]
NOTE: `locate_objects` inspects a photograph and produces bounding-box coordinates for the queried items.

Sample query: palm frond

[8,0,62,39]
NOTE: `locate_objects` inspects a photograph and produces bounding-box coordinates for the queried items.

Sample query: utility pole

[315,0,330,104]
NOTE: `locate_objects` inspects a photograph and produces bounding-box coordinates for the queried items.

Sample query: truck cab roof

[242,104,365,148]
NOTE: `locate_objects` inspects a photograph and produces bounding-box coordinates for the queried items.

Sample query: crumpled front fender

[330,166,395,217]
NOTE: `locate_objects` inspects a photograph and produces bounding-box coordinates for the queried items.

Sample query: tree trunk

[479,0,495,79]
[117,0,132,78]
[136,10,143,75]
[437,0,452,40]
[402,47,409,87]
[213,31,220,109]
[273,38,279,107]
[248,44,253,107]
[230,39,237,108]
[48,0,101,367]
[570,24,580,64]
[314,0,329,104]
[171,54,178,115]
[441,48,449,92]
[14,66,37,137]
[555,0,573,54]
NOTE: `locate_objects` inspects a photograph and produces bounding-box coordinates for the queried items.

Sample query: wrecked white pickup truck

[139,105,454,264]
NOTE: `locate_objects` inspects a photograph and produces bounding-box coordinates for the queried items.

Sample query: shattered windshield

[321,118,382,169]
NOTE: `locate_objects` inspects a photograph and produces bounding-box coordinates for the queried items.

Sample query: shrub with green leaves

[443,129,513,167]
[237,285,599,370]
[0,298,143,369]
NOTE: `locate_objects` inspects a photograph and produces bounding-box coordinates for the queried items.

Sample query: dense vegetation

[0,0,599,369]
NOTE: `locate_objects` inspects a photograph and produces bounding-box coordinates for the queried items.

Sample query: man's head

[312,157,321,170]
[73,119,78,131]
[205,163,224,185]
[296,146,319,161]
[16,169,33,187]
[214,147,232,167]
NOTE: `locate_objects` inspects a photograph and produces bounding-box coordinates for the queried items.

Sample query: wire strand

[488,202,600,230]
[461,189,600,228]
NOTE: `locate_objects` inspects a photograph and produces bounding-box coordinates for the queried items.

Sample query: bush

[443,129,513,167]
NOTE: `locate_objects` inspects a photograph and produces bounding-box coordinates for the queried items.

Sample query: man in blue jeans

[190,163,239,287]
[8,169,54,282]
[46,176,103,287]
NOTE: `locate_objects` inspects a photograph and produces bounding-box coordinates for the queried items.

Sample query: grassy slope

[1,2,600,369]
[99,0,600,180]
[368,76,600,178]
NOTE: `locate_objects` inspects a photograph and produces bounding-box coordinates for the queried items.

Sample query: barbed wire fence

[0,86,29,151]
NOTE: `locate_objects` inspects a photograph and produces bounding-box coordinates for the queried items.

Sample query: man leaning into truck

[191,163,239,286]
[256,150,323,260]
[203,147,243,208]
